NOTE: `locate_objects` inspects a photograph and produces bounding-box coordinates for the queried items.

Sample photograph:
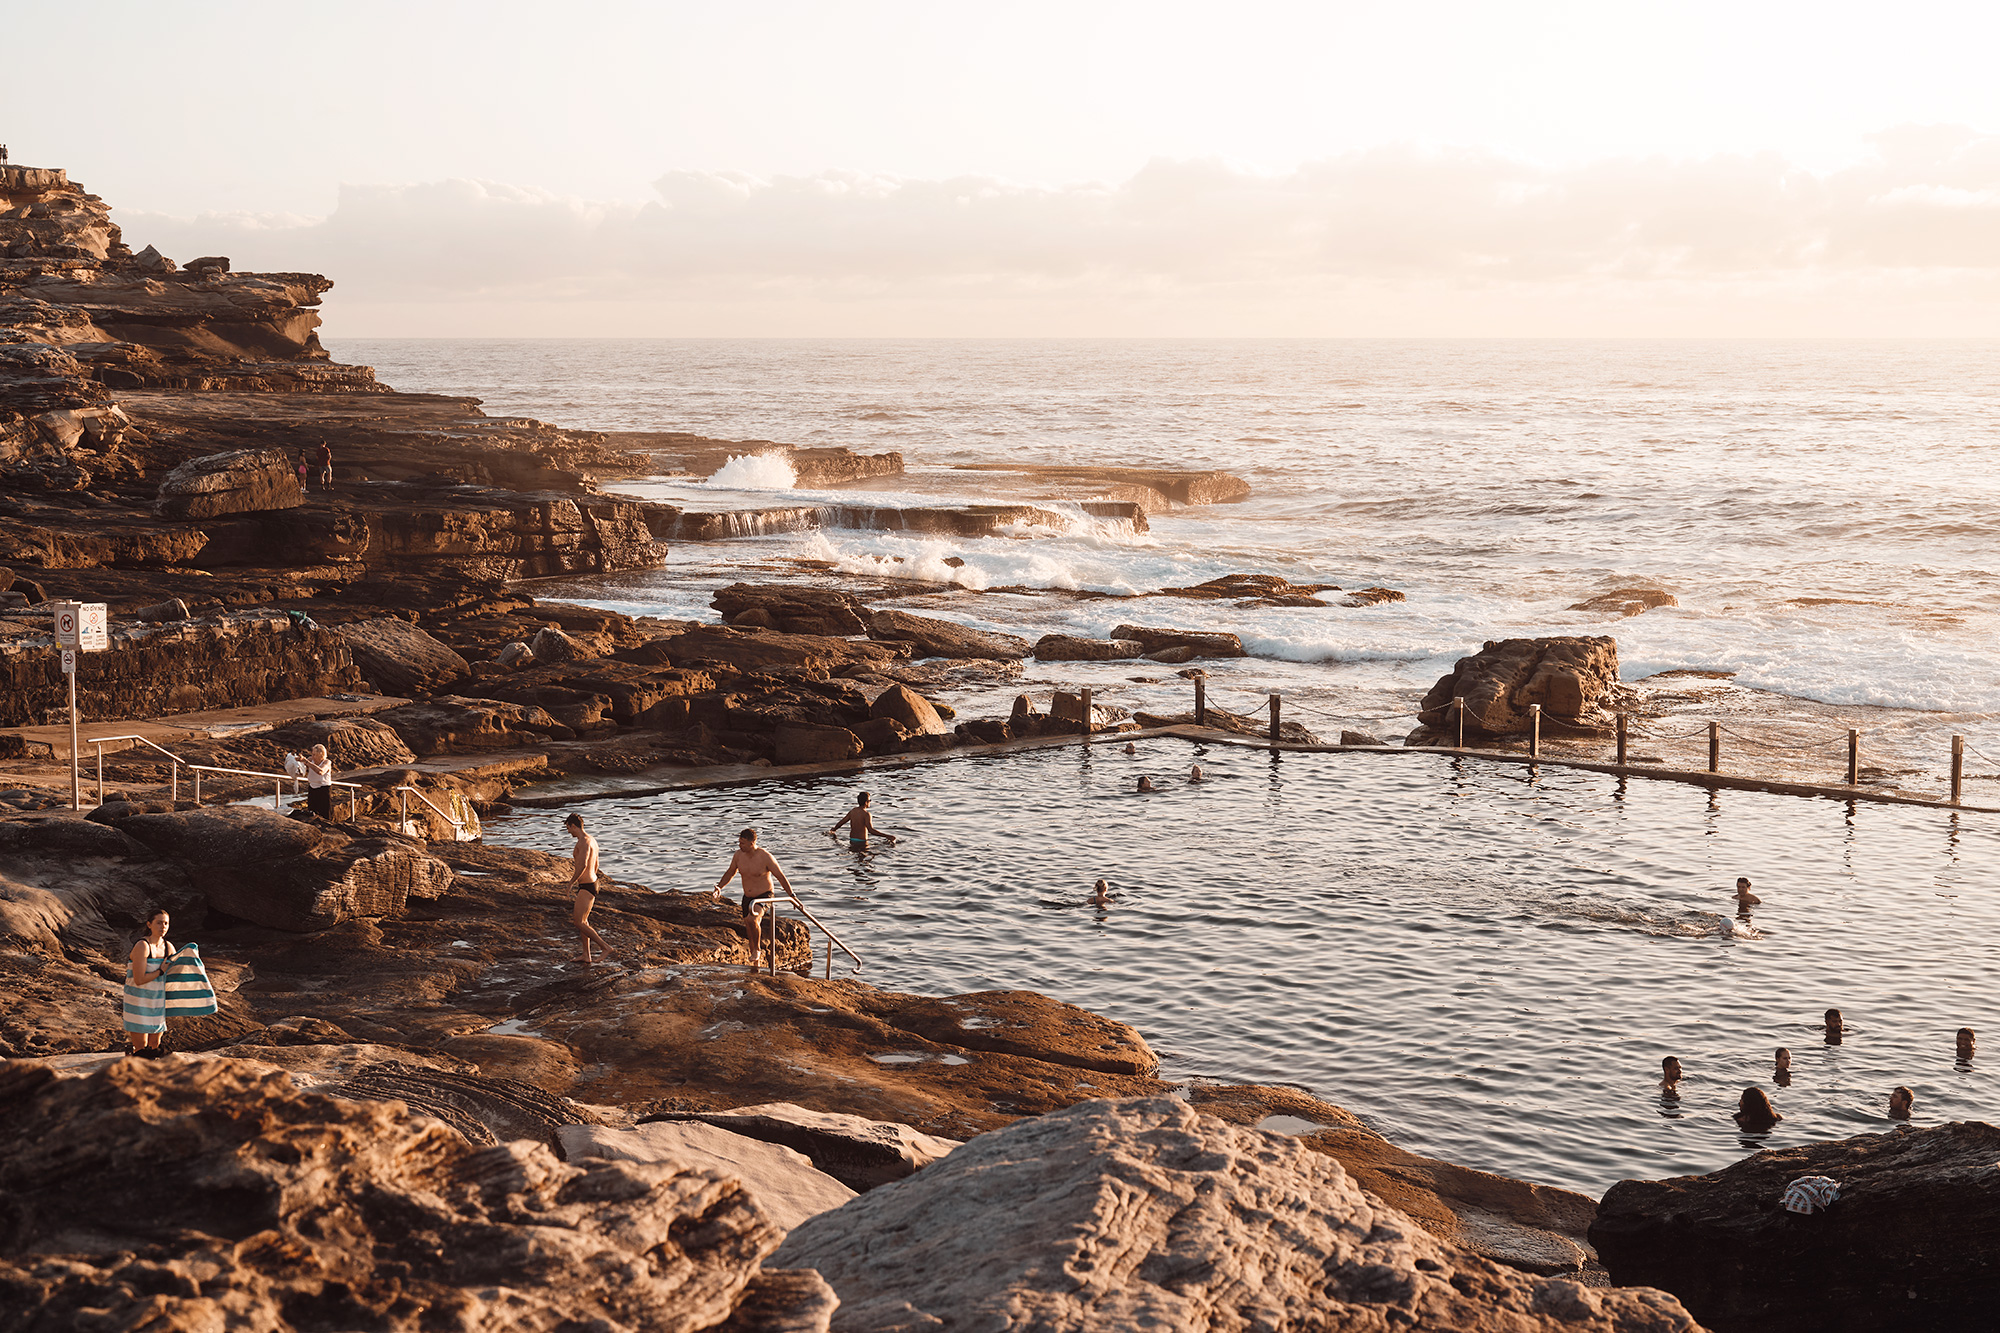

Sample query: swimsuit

[122,939,170,1034]
[741,892,771,917]
[849,837,867,849]
[574,880,598,898]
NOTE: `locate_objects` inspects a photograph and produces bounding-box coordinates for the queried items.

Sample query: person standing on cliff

[314,439,333,490]
[122,907,172,1057]
[302,744,335,820]
[565,812,613,964]
[716,827,794,965]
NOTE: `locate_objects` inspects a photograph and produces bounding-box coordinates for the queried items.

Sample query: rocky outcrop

[0,608,364,727]
[562,1120,859,1232]
[776,1097,1700,1333]
[154,447,303,519]
[267,716,419,769]
[606,432,905,488]
[867,608,1031,660]
[1109,624,1248,658]
[335,616,471,696]
[869,683,949,737]
[110,806,453,931]
[775,722,865,765]
[1590,1121,2000,1333]
[0,1058,826,1333]
[641,1102,962,1192]
[373,695,574,754]
[715,583,870,636]
[658,623,905,675]
[1034,633,1143,662]
[1415,636,1633,739]
[952,463,1251,507]
[1570,588,1679,617]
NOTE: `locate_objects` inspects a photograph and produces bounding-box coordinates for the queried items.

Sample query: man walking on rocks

[565,813,613,965]
[716,827,794,965]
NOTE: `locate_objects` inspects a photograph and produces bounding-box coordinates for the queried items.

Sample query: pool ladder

[752,892,863,978]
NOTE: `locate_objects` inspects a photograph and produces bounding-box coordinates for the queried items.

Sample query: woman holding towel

[123,907,172,1057]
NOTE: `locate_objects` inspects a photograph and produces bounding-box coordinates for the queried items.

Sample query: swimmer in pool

[1774,1047,1792,1087]
[1188,764,1205,782]
[1136,776,1157,793]
[829,792,899,850]
[1887,1085,1915,1120]
[1660,1056,1682,1094]
[1123,742,1137,755]
[1824,1008,1844,1045]
[1733,1086,1782,1132]
[1091,878,1112,908]
[1957,1027,1976,1062]
[1734,877,1760,917]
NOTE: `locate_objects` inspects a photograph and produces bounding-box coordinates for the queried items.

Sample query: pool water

[492,742,1999,1195]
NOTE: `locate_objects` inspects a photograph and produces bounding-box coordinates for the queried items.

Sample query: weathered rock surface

[775,721,866,765]
[661,623,904,675]
[866,608,1030,660]
[1570,588,1679,617]
[267,715,418,768]
[374,694,574,754]
[716,583,871,636]
[563,1120,859,1232]
[951,463,1250,507]
[777,1097,1700,1333]
[332,1058,594,1146]
[642,1102,962,1192]
[0,1057,819,1333]
[154,446,303,518]
[334,616,471,696]
[868,683,949,737]
[111,806,453,931]
[1034,633,1144,662]
[1590,1121,2000,1333]
[1109,623,1249,658]
[1415,635,1633,739]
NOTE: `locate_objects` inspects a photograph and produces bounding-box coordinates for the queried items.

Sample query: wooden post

[1528,704,1541,759]
[1194,676,1206,726]
[1708,721,1720,774]
[1269,693,1281,745]
[1951,735,1965,806]
[1080,686,1093,742]
[1454,696,1465,749]
[1615,712,1628,767]
[1848,729,1859,785]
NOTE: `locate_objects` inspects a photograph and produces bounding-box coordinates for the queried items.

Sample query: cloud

[112,129,2000,334]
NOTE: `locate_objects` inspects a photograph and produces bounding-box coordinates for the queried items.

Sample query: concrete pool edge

[503,725,2000,815]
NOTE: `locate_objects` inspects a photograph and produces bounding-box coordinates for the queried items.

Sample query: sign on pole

[54,601,109,652]
[60,649,75,674]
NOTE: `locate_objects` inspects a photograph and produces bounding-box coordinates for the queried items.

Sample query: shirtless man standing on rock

[716,827,795,964]
[565,813,613,965]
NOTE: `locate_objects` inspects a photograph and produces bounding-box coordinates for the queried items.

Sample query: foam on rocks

[777,1097,1701,1333]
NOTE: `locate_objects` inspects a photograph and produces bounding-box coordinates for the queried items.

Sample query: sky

[9,1,2000,336]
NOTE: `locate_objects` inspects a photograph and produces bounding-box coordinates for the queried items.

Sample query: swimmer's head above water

[1189,764,1204,782]
[1123,742,1137,755]
[1660,1056,1682,1085]
[1735,877,1760,905]
[1137,776,1157,792]
[1959,1027,1977,1059]
[1888,1085,1915,1120]
[1775,1047,1791,1071]
[1092,878,1112,905]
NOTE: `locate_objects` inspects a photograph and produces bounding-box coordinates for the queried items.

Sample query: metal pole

[1616,712,1628,767]
[766,903,778,976]
[1081,687,1093,741]
[1454,696,1465,749]
[68,661,80,811]
[1528,704,1541,760]
[1708,721,1720,774]
[1269,693,1281,745]
[1952,735,1965,806]
[96,745,104,806]
[171,762,179,805]
[194,770,202,804]
[399,788,407,832]
[1194,676,1206,727]
[825,936,832,979]
[1848,730,1860,785]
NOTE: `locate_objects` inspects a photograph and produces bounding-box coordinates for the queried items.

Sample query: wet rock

[660,623,904,674]
[0,1058,808,1333]
[950,463,1250,506]
[561,1120,858,1232]
[1570,588,1679,617]
[955,718,1012,743]
[373,694,574,754]
[111,806,454,931]
[1341,729,1389,746]
[869,683,949,736]
[154,447,304,518]
[334,617,471,696]
[1143,644,1199,663]
[867,608,1031,660]
[851,716,913,754]
[775,1097,1699,1333]
[643,1102,962,1192]
[887,990,1158,1076]
[775,722,865,765]
[1034,634,1144,661]
[1341,586,1408,607]
[1415,636,1633,739]
[716,583,870,636]
[1157,572,1340,601]
[1590,1120,2000,1333]
[1109,624,1248,658]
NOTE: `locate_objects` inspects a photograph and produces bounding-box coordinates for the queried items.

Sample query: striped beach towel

[1781,1175,1840,1215]
[161,943,219,1017]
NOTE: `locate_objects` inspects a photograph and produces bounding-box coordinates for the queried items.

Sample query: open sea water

[491,741,1999,1197]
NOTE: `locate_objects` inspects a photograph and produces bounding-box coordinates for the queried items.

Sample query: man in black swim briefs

[715,827,796,964]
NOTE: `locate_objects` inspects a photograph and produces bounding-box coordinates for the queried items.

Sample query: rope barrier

[1637,725,1715,741]
[1715,724,1847,752]
[1961,739,2000,769]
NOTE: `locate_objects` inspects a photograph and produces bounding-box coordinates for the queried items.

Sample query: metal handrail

[85,732,362,817]
[750,891,863,978]
[87,733,191,803]
[395,784,470,838]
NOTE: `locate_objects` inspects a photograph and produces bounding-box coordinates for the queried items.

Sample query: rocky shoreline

[0,161,1983,1330]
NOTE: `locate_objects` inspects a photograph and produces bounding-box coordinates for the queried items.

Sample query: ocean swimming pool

[492,741,2000,1195]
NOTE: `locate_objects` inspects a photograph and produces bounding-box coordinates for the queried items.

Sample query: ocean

[331,338,2000,765]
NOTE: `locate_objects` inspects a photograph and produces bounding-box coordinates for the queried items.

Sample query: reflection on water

[492,742,1998,1195]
